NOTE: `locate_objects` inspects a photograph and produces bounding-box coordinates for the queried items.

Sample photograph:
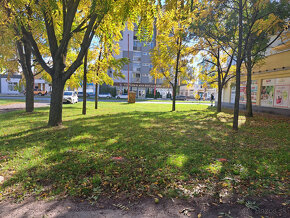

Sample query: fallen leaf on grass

[111,156,125,161]
[217,158,228,162]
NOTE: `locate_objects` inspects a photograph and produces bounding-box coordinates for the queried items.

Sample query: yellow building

[222,31,290,114]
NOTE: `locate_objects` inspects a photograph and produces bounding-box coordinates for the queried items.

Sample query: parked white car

[116,94,128,99]
[63,91,78,104]
[98,93,112,98]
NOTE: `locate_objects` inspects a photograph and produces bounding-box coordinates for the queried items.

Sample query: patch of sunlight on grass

[217,112,246,127]
[106,137,119,146]
[167,154,188,167]
[70,133,94,142]
[238,116,246,127]
[217,112,233,123]
[194,125,207,130]
[204,161,223,174]
[82,121,99,127]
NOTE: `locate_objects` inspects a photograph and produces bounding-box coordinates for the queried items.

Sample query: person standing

[210,93,215,107]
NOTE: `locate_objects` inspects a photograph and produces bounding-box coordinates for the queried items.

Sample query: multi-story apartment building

[108,27,172,99]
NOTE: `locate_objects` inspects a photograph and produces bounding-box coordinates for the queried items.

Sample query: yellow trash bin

[128,92,136,103]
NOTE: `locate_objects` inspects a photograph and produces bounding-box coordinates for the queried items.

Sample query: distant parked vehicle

[78,91,91,97]
[63,91,78,104]
[99,93,112,99]
[172,95,187,101]
[116,94,128,99]
[24,89,47,96]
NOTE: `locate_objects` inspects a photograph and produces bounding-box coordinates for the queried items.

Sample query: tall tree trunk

[16,40,34,112]
[233,0,243,131]
[217,85,222,112]
[25,77,34,112]
[172,84,177,111]
[95,83,98,109]
[172,40,181,112]
[48,78,65,126]
[82,51,88,115]
[216,48,222,112]
[217,68,222,112]
[246,41,253,117]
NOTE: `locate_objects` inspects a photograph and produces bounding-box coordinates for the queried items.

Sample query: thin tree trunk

[48,78,65,126]
[172,39,181,112]
[216,48,222,112]
[16,40,34,112]
[25,77,34,112]
[246,41,253,117]
[95,47,102,110]
[82,51,88,115]
[233,0,243,131]
[172,84,176,111]
[95,83,98,109]
[217,86,222,112]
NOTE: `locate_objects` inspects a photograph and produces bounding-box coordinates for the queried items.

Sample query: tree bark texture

[172,84,176,111]
[48,78,65,126]
[172,39,181,112]
[217,86,222,112]
[25,77,34,112]
[233,0,243,131]
[246,41,253,117]
[16,40,34,112]
[217,57,222,113]
[95,83,98,109]
[82,51,88,115]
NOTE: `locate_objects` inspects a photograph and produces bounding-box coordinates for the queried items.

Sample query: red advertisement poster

[274,85,290,108]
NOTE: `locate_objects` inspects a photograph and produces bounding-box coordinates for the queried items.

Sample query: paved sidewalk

[137,101,212,105]
[0,102,50,113]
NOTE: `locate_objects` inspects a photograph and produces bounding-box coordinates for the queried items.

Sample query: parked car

[116,94,128,99]
[24,89,47,96]
[99,93,112,98]
[172,95,187,101]
[78,91,91,97]
[63,91,78,104]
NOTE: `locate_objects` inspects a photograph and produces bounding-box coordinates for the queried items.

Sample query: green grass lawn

[0,99,25,105]
[0,102,289,202]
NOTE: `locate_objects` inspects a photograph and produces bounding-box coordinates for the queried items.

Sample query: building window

[133,63,141,68]
[143,52,148,55]
[142,63,150,67]
[133,52,141,57]
[136,73,140,78]
[133,57,141,61]
[8,82,18,91]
